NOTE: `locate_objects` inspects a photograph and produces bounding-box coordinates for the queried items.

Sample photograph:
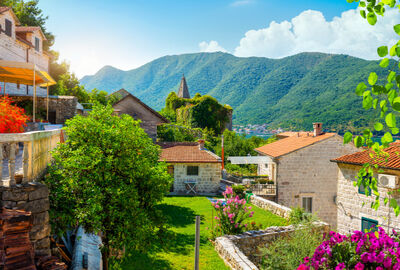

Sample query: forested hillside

[80,52,384,132]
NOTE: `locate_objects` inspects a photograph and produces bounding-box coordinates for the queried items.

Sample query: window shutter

[5,19,12,37]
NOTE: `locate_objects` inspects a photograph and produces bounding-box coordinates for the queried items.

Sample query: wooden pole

[194,216,200,270]
[33,66,36,122]
[221,135,224,170]
[46,84,49,122]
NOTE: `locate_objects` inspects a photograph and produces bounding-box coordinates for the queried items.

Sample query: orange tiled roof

[0,7,11,13]
[255,133,336,158]
[15,26,47,40]
[158,142,222,163]
[332,141,400,170]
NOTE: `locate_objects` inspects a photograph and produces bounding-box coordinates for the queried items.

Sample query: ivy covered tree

[45,105,173,268]
[345,0,400,215]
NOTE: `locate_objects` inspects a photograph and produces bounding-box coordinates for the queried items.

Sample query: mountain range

[80,52,384,131]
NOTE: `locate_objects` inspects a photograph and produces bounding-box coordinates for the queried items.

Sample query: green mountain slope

[80,52,383,131]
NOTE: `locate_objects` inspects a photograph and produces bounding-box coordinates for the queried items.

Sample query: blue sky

[38,0,397,78]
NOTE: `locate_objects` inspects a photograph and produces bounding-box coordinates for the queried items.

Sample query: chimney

[198,139,205,150]
[313,122,323,137]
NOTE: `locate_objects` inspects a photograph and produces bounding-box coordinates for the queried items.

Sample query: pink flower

[355,262,365,270]
[297,264,309,270]
[384,257,392,268]
[335,263,345,270]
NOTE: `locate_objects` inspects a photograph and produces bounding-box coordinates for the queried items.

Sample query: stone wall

[0,182,50,256]
[171,162,221,194]
[11,95,78,124]
[336,163,400,234]
[215,222,330,270]
[250,195,291,219]
[275,135,358,228]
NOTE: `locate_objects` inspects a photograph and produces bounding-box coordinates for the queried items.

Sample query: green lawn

[122,196,287,270]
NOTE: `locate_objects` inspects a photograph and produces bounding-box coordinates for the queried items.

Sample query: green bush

[260,221,323,270]
[232,185,246,199]
[289,207,314,225]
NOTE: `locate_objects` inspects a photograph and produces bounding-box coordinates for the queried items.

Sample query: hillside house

[254,123,357,228]
[332,142,400,234]
[158,140,222,194]
[111,89,169,140]
[0,7,50,96]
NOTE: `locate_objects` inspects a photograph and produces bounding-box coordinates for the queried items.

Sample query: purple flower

[335,262,346,270]
[355,262,365,270]
[383,257,392,268]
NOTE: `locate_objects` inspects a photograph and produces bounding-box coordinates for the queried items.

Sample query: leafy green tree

[45,105,173,268]
[345,0,400,215]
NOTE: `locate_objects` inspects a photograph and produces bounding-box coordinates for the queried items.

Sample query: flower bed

[298,228,400,270]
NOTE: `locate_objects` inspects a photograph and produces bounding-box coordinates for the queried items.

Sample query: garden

[122,195,286,270]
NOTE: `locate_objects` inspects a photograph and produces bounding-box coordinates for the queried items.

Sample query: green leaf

[360,9,366,18]
[356,82,367,96]
[390,198,398,208]
[354,136,365,147]
[343,132,353,144]
[388,89,398,104]
[384,197,389,205]
[368,72,378,85]
[394,24,400,35]
[391,127,399,134]
[374,122,383,131]
[367,12,377,25]
[385,112,396,128]
[377,46,388,57]
[393,97,400,111]
[388,71,396,83]
[373,98,378,109]
[380,58,389,68]
[382,132,393,145]
[390,44,398,56]
[360,1,366,7]
[363,93,373,110]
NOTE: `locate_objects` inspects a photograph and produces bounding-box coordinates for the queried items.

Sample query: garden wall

[214,222,329,270]
[0,182,50,256]
[250,195,291,219]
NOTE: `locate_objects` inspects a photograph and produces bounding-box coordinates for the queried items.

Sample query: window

[187,166,199,176]
[264,164,268,168]
[5,19,12,37]
[167,165,174,177]
[302,197,313,213]
[35,37,40,52]
[361,217,378,232]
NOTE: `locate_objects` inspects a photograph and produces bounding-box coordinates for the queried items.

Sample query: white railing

[0,129,62,186]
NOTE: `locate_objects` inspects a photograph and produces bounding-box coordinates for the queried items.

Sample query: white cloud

[233,8,400,60]
[230,0,254,7]
[199,40,227,53]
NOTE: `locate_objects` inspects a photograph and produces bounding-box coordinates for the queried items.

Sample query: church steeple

[177,74,190,99]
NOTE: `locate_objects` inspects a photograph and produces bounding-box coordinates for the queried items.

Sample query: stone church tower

[177,74,190,99]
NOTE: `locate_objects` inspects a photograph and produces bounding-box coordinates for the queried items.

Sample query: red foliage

[0,96,29,133]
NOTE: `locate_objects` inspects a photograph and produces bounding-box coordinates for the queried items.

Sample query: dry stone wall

[250,195,291,219]
[0,182,50,256]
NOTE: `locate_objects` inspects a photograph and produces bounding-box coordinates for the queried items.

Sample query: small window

[187,166,199,176]
[302,197,313,213]
[167,165,174,177]
[264,164,268,168]
[361,217,378,232]
[5,19,12,37]
[35,37,40,52]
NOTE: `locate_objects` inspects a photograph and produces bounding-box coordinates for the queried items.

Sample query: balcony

[0,129,62,186]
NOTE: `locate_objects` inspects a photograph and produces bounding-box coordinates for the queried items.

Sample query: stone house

[158,140,222,194]
[111,89,169,140]
[332,142,400,234]
[254,123,357,228]
[0,6,50,96]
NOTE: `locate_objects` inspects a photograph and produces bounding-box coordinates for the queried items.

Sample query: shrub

[298,227,400,270]
[289,207,314,225]
[261,221,323,270]
[211,186,254,236]
[45,105,173,268]
[0,96,29,133]
[232,185,246,199]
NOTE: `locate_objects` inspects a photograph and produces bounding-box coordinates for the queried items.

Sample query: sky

[38,0,399,78]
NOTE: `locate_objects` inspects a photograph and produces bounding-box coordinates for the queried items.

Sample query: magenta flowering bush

[298,227,400,270]
[212,186,255,236]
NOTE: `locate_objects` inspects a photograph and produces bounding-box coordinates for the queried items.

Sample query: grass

[122,196,287,270]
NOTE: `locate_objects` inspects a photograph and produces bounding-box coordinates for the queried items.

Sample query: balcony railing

[250,183,276,196]
[0,129,62,186]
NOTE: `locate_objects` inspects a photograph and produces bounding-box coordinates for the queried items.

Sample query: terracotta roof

[0,6,20,25]
[332,141,400,170]
[255,133,336,158]
[15,26,47,40]
[0,7,11,13]
[158,142,222,163]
